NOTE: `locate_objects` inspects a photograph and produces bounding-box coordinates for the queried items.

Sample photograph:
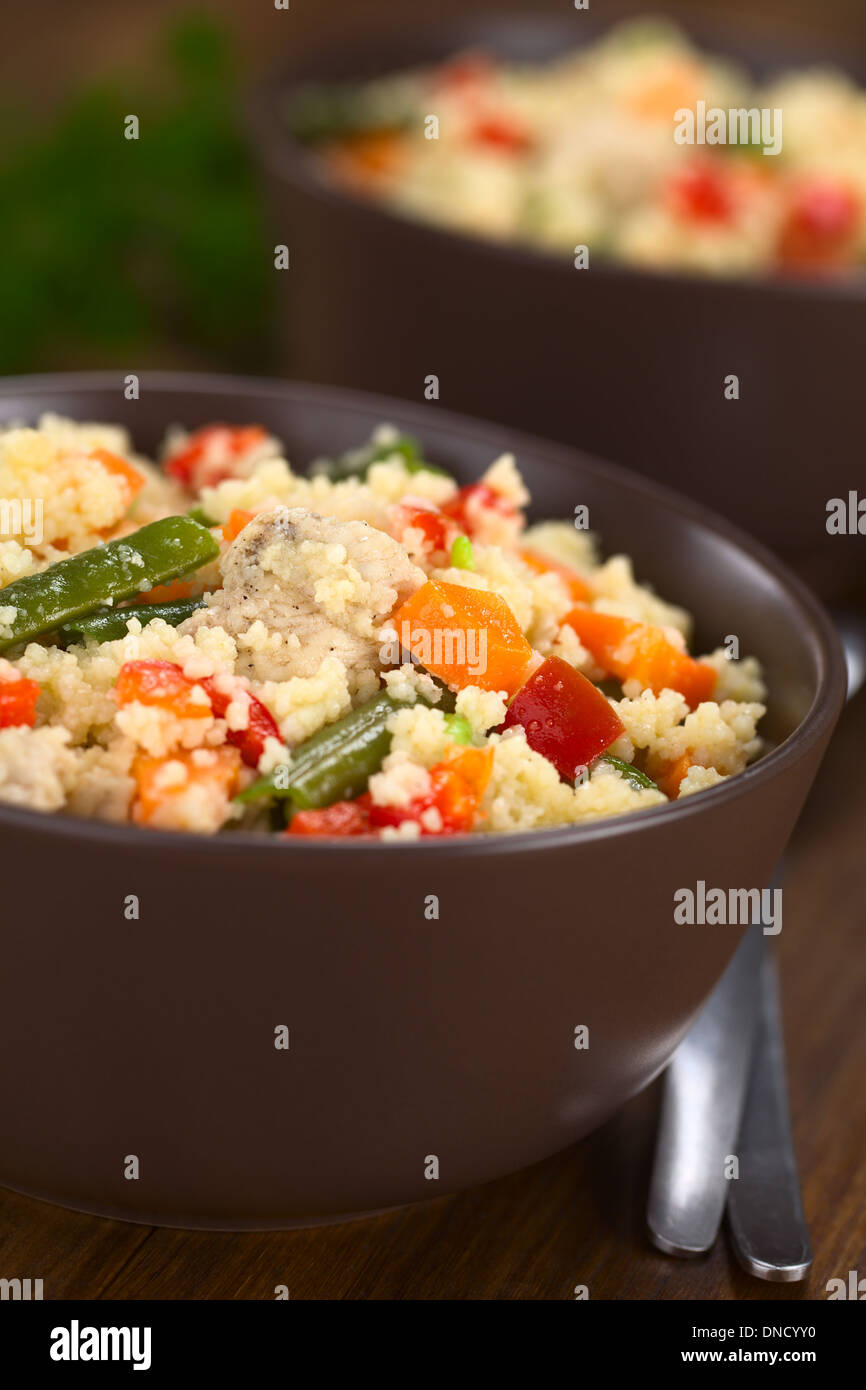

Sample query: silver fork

[647,613,864,1279]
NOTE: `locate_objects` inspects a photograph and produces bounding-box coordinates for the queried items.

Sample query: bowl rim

[245,11,866,304]
[0,369,847,859]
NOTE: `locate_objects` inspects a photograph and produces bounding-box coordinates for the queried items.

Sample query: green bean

[0,517,218,652]
[238,683,456,811]
[57,596,206,647]
[310,433,451,483]
[599,754,659,792]
[286,82,414,145]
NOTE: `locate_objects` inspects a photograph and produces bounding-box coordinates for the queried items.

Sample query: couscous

[0,415,766,838]
[291,19,866,276]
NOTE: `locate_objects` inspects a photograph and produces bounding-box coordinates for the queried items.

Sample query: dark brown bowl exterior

[247,12,866,600]
[0,373,845,1229]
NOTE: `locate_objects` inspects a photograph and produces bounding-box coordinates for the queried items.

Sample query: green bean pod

[238,684,456,812]
[58,596,206,647]
[0,517,218,652]
[599,754,659,792]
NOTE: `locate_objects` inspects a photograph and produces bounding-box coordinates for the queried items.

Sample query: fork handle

[726,942,812,1281]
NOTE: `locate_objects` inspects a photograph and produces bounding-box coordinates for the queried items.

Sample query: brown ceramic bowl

[0,372,845,1229]
[247,8,866,600]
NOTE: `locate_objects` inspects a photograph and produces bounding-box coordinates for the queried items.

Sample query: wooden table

[1,692,863,1301]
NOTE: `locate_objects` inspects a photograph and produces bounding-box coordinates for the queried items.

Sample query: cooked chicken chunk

[181,506,424,685]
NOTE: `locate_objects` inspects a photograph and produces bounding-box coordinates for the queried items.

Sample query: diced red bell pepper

[667,164,734,224]
[468,116,533,154]
[441,483,519,537]
[164,425,268,491]
[778,179,861,268]
[0,674,40,728]
[201,678,280,768]
[114,660,211,719]
[115,661,279,767]
[367,747,494,835]
[434,52,495,91]
[287,798,373,837]
[390,500,453,557]
[503,656,624,781]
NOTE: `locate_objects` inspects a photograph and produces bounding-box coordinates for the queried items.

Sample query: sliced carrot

[89,448,145,507]
[222,509,254,543]
[518,548,591,602]
[132,578,201,605]
[652,753,694,800]
[392,579,533,695]
[132,747,242,827]
[626,63,699,120]
[564,608,716,709]
[439,745,494,810]
[325,131,407,188]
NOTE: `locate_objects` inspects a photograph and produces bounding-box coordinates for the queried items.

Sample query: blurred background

[1,0,863,378]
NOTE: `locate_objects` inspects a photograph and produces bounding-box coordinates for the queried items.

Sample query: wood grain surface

[1,680,863,1301]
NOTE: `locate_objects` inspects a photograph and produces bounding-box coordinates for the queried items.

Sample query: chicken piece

[180,506,425,685]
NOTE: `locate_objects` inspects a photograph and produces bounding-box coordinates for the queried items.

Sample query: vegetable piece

[778,179,861,268]
[238,684,456,809]
[468,116,532,153]
[503,656,624,779]
[287,799,373,838]
[133,578,201,605]
[187,506,216,527]
[0,517,219,653]
[201,678,280,768]
[286,81,415,144]
[325,130,407,186]
[450,535,475,570]
[366,746,494,835]
[115,659,279,769]
[0,674,40,728]
[563,608,717,709]
[115,660,212,720]
[433,52,495,91]
[599,753,659,792]
[90,448,145,507]
[518,547,590,601]
[441,482,519,537]
[667,164,733,224]
[164,425,268,490]
[444,712,473,745]
[131,747,242,828]
[311,432,450,483]
[390,501,452,557]
[391,579,533,695]
[651,754,695,799]
[222,509,254,543]
[58,597,205,646]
